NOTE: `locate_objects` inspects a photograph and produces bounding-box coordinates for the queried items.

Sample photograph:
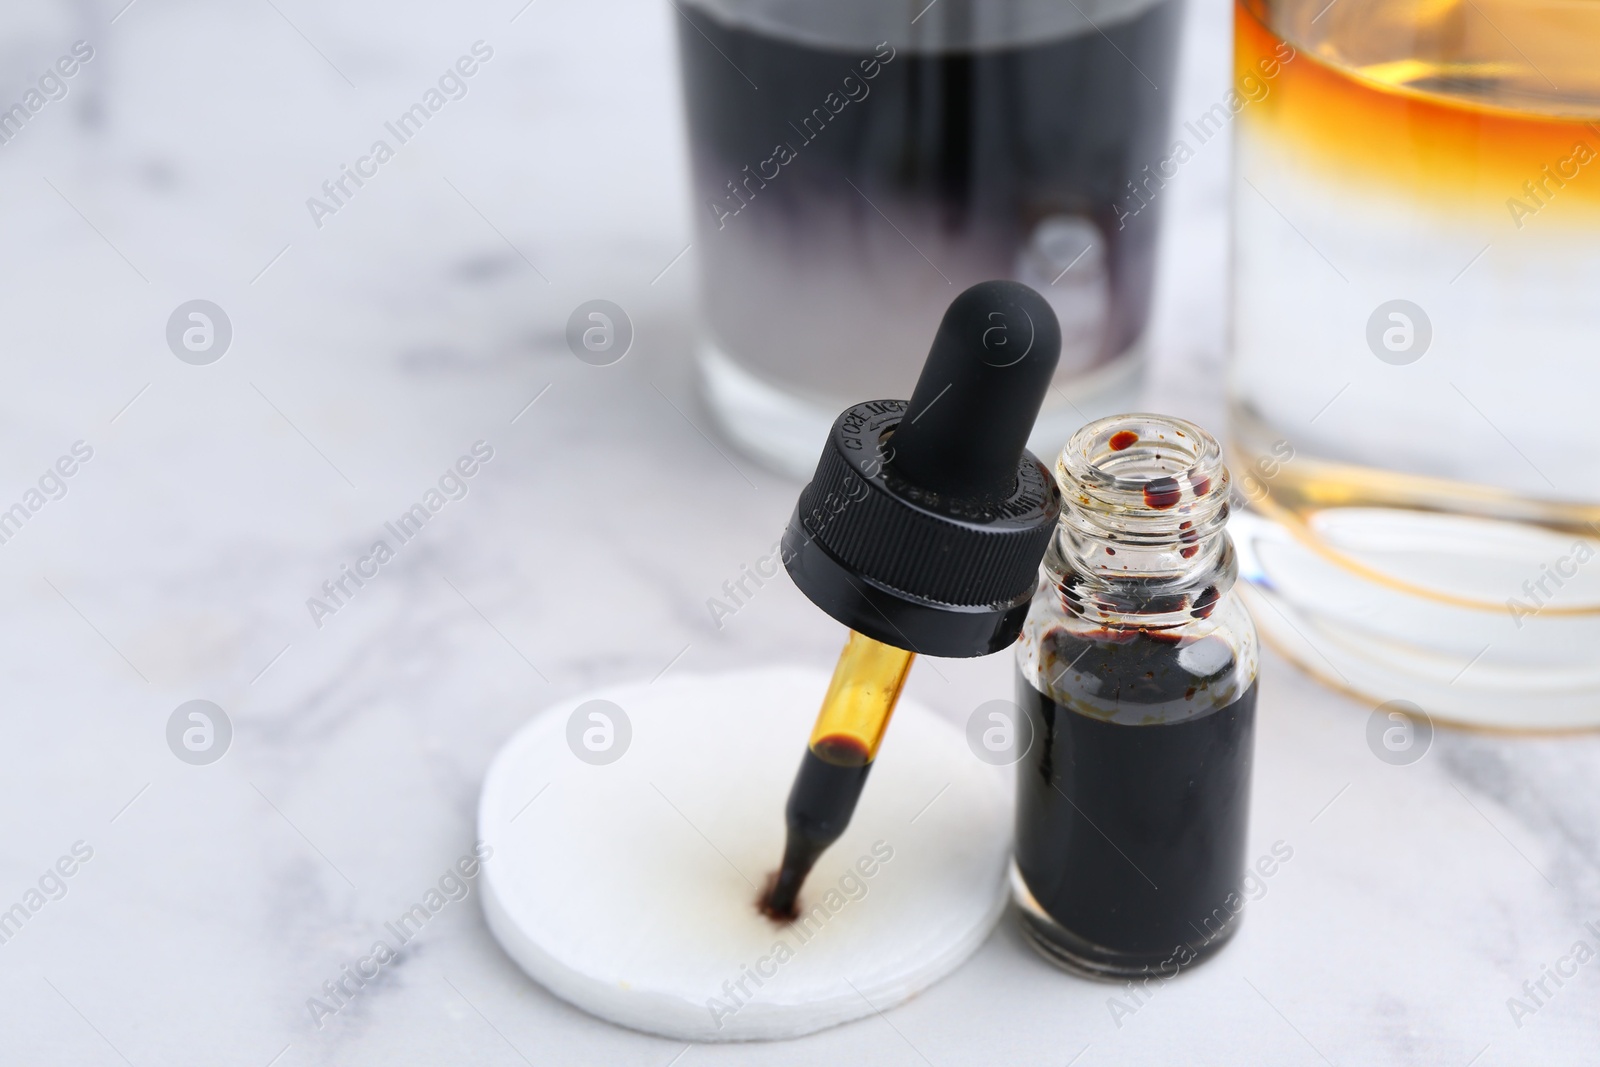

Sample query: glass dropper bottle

[762,280,1065,918]
[1013,413,1259,976]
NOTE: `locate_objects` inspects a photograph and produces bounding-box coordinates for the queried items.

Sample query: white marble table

[0,0,1595,1064]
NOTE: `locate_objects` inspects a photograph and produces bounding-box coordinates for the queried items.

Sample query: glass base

[1009,863,1238,980]
[697,338,1144,481]
[1231,507,1600,730]
[1229,404,1600,730]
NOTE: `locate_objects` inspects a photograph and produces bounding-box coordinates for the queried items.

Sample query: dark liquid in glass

[677,1,1182,400]
[1015,628,1256,974]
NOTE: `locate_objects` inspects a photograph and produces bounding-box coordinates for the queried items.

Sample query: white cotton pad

[477,666,1011,1042]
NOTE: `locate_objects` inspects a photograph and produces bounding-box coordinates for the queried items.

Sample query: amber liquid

[1236,0,1600,186]
[1229,0,1600,725]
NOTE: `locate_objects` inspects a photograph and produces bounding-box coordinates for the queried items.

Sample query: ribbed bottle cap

[783,281,1064,658]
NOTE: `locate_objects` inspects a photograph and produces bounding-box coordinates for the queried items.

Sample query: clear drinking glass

[675,0,1185,477]
[1228,0,1600,727]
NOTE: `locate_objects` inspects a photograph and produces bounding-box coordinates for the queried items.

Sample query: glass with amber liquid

[1229,0,1600,727]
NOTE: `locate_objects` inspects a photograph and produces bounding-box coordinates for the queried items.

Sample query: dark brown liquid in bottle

[1016,628,1256,969]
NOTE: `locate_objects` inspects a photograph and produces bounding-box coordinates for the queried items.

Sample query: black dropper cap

[782,280,1064,658]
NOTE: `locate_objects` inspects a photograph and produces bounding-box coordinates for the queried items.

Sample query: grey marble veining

[0,0,1594,1064]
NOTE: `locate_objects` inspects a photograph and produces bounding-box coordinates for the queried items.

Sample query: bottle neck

[1045,413,1236,628]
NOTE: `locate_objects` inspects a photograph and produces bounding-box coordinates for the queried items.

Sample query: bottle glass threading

[1012,413,1259,978]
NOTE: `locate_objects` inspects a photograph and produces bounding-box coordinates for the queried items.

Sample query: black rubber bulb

[888,280,1062,502]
